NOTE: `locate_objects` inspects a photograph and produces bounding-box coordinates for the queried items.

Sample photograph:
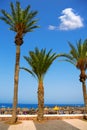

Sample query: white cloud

[48,25,56,30]
[48,8,84,31]
[59,8,84,30]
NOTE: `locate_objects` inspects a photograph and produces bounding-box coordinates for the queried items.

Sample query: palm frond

[23,56,29,63]
[68,42,78,60]
[60,39,87,71]
[25,25,40,33]
[20,67,35,78]
[9,26,16,31]
[10,2,16,22]
[0,10,14,24]
[22,48,58,80]
[22,5,30,20]
[0,17,13,27]
[82,39,87,57]
[15,1,21,22]
[0,1,39,34]
[26,20,38,27]
[76,39,82,57]
[59,59,76,66]
[59,53,74,60]
[25,11,38,22]
[29,51,39,63]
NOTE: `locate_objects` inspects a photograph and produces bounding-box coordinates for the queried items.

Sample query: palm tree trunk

[82,81,87,114]
[11,45,20,123]
[37,79,44,121]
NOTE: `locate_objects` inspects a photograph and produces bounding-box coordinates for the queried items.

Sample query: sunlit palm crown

[61,39,87,70]
[21,48,58,80]
[0,1,39,34]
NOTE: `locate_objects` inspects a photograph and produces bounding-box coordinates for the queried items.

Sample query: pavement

[0,119,87,130]
[64,119,87,130]
[0,121,36,130]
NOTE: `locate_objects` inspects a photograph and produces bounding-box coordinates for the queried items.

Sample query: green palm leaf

[10,2,16,21]
[0,1,39,33]
[21,48,58,80]
[68,42,78,60]
[59,39,87,71]
[20,67,35,78]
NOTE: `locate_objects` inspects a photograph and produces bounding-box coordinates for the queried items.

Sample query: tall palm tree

[21,48,58,121]
[0,1,39,123]
[60,39,87,114]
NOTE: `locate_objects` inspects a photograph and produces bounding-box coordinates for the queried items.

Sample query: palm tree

[60,39,87,114]
[21,48,58,121]
[0,1,39,123]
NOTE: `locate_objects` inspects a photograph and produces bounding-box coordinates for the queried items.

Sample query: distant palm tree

[0,1,39,123]
[60,39,87,114]
[21,48,58,121]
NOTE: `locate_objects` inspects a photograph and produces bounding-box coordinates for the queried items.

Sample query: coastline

[0,103,84,109]
[0,103,87,121]
[0,105,85,115]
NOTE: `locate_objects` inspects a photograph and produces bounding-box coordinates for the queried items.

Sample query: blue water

[0,103,84,109]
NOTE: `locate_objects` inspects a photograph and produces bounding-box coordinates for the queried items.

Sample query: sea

[0,103,84,109]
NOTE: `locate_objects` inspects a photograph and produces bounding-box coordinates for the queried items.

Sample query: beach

[0,105,85,115]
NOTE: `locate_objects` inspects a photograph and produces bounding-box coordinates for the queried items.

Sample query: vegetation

[59,39,87,114]
[20,48,58,121]
[0,1,39,123]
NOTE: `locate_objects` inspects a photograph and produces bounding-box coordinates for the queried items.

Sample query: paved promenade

[64,119,87,130]
[0,119,87,130]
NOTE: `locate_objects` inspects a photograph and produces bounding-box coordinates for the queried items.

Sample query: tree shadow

[34,120,80,130]
[0,121,10,130]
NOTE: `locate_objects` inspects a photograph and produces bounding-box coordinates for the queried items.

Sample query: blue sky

[0,0,87,105]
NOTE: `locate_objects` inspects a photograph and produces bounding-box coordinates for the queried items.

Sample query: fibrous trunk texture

[82,81,87,114]
[11,45,20,123]
[37,80,44,121]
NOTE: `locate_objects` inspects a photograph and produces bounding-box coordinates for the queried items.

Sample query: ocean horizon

[0,103,84,109]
